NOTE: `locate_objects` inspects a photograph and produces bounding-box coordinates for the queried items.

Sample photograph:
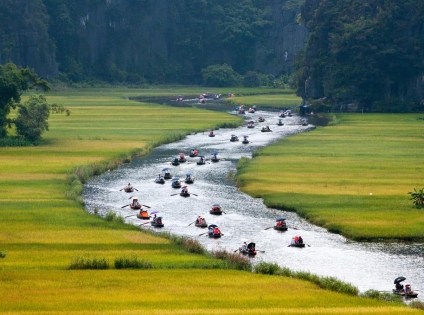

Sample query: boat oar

[264,226,274,230]
[119,188,124,191]
[191,193,199,196]
[198,232,208,236]
[134,188,139,191]
[188,221,195,227]
[170,193,179,196]
[256,250,265,253]
[139,221,150,226]
[142,204,151,208]
[121,204,130,208]
[233,248,239,253]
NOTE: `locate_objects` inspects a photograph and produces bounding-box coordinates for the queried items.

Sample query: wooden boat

[123,186,134,193]
[261,127,272,132]
[208,224,222,238]
[155,176,165,184]
[301,119,308,126]
[208,131,215,137]
[176,95,183,101]
[289,243,305,248]
[130,197,142,210]
[211,152,219,163]
[392,289,418,298]
[195,218,208,228]
[258,117,265,122]
[189,149,199,157]
[184,173,194,184]
[178,153,187,163]
[247,121,254,128]
[130,204,142,210]
[197,156,206,165]
[277,119,284,126]
[210,204,223,215]
[248,108,255,113]
[137,210,150,220]
[163,168,172,179]
[274,218,288,231]
[180,191,190,197]
[151,217,164,228]
[278,111,286,118]
[242,136,249,144]
[171,178,181,188]
[171,158,180,166]
[230,135,239,142]
[239,242,257,256]
[238,109,245,114]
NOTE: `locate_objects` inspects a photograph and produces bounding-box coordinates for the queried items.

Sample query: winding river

[84,99,424,298]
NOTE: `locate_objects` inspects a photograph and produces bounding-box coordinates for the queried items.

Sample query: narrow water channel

[84,100,424,298]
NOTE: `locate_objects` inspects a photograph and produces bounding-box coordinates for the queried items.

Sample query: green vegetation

[408,187,424,209]
[225,90,301,109]
[236,113,424,241]
[0,88,419,314]
[297,0,424,111]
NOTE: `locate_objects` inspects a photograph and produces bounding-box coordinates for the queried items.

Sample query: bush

[114,256,153,269]
[201,63,240,87]
[360,289,402,303]
[211,249,252,271]
[408,187,424,208]
[68,256,109,270]
[104,211,124,223]
[0,251,6,258]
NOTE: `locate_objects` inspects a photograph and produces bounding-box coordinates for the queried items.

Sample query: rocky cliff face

[0,0,308,81]
[0,0,57,78]
[255,0,308,75]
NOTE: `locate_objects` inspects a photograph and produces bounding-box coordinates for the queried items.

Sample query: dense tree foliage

[296,0,424,111]
[0,63,49,138]
[15,94,50,142]
[202,64,240,87]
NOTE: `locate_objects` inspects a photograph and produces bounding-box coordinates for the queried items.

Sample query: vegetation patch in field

[68,256,109,270]
[114,255,153,269]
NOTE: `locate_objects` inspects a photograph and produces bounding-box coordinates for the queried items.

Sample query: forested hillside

[297,0,424,111]
[0,0,306,84]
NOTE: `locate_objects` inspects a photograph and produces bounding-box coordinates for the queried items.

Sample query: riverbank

[0,88,419,314]
[236,113,424,241]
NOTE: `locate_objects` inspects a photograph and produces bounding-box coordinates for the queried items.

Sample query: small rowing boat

[208,224,222,238]
[210,204,222,215]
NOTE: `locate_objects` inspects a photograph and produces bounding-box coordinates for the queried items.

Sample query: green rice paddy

[236,113,424,241]
[0,88,419,314]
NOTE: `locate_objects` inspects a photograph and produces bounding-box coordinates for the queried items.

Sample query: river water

[84,99,424,297]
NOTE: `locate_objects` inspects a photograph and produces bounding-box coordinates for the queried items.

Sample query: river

[84,98,424,298]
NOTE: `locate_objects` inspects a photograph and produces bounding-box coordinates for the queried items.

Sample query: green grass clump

[360,290,403,303]
[68,256,109,270]
[211,249,252,271]
[114,256,153,269]
[225,89,302,109]
[236,113,424,241]
[254,262,359,296]
[0,251,6,258]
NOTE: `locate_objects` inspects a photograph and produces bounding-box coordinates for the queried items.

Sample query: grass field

[224,89,301,109]
[236,113,424,241]
[0,88,419,314]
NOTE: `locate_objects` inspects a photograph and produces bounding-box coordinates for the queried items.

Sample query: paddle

[119,188,124,191]
[198,232,208,236]
[191,193,199,196]
[170,193,179,196]
[233,248,239,253]
[264,226,274,230]
[134,188,139,191]
[125,214,136,218]
[142,204,151,208]
[256,250,265,253]
[121,204,130,208]
[188,221,195,227]
[139,221,150,226]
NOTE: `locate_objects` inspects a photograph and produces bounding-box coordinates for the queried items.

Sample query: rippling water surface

[84,104,424,297]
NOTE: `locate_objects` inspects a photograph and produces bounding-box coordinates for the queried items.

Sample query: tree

[0,63,49,138]
[14,94,50,143]
[243,71,260,87]
[201,63,240,87]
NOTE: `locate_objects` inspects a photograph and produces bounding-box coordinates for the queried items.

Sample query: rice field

[236,113,424,240]
[224,90,301,109]
[0,88,418,314]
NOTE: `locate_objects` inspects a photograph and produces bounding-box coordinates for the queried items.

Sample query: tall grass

[68,256,109,270]
[253,262,359,296]
[114,256,153,269]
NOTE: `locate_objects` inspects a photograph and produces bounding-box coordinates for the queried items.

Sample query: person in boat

[131,198,140,208]
[395,282,404,291]
[197,216,203,224]
[199,157,204,163]
[405,284,414,294]
[294,235,299,243]
[153,214,157,222]
[242,242,248,251]
[298,236,303,244]
[247,243,255,252]
[276,220,282,227]
[125,183,133,190]
[181,186,188,194]
[213,226,220,235]
[186,174,192,181]
[290,237,296,245]
[209,130,214,136]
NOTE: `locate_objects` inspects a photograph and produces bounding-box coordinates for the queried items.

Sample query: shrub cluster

[68,256,109,270]
[0,251,6,258]
[114,256,153,269]
[211,249,252,271]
